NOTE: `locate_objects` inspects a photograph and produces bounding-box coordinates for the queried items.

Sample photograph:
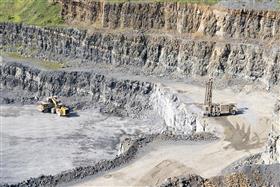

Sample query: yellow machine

[37,96,70,117]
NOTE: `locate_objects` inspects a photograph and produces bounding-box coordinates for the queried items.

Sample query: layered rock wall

[0,61,198,133]
[56,0,280,41]
[150,84,198,134]
[1,23,280,88]
[0,62,153,115]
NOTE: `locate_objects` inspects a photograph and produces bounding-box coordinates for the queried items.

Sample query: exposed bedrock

[55,0,280,41]
[0,62,153,116]
[0,62,200,134]
[150,85,199,134]
[262,97,280,164]
[1,23,280,88]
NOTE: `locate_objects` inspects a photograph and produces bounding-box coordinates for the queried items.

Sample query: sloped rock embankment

[0,60,215,187]
[0,61,202,133]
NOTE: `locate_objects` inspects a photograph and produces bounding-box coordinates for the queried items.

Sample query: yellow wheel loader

[37,102,51,113]
[37,96,70,117]
[55,105,70,116]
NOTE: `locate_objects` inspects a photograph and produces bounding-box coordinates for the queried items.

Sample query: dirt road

[1,56,277,186]
[1,105,164,184]
[72,82,276,186]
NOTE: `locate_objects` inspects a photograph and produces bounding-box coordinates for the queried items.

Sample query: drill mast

[203,78,237,117]
[204,78,213,107]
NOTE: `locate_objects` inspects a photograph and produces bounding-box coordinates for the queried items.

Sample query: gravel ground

[0,105,164,184]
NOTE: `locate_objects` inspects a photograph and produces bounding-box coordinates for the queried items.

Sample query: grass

[40,61,65,70]
[0,0,63,26]
[1,51,65,70]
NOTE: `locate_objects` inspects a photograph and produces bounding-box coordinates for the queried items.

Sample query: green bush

[0,0,63,26]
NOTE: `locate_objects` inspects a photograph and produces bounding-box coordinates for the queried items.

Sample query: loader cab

[56,106,70,116]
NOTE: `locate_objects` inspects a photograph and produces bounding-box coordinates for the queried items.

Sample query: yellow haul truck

[37,96,70,117]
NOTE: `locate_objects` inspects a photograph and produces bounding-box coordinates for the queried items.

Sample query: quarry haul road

[71,83,276,186]
[0,105,164,184]
[73,83,274,186]
[1,56,277,186]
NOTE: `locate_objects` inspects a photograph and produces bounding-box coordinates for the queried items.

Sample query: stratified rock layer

[1,22,279,88]
[263,97,280,164]
[0,61,200,133]
[56,0,280,41]
[0,61,153,116]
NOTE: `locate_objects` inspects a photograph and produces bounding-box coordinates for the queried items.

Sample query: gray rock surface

[1,1,280,186]
[150,84,200,134]
[160,164,280,187]
[262,97,280,164]
[0,61,202,133]
[1,21,279,89]
[0,61,153,116]
[55,0,280,41]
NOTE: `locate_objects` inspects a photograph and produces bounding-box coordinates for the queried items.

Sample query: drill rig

[203,78,237,117]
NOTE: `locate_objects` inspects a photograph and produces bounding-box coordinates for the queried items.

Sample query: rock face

[0,61,199,134]
[0,61,153,116]
[150,85,199,134]
[56,0,280,41]
[263,97,280,164]
[1,22,279,89]
[1,0,280,89]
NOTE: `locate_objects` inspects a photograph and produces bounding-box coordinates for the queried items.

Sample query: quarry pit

[1,0,280,186]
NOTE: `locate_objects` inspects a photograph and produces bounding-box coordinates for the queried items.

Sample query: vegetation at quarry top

[0,0,63,26]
